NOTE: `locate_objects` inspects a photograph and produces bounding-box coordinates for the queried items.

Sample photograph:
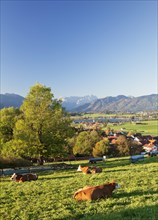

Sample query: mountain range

[0,93,157,113]
[0,93,25,109]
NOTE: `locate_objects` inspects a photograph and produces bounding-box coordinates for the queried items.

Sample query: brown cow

[77,165,91,174]
[90,167,102,174]
[10,173,38,182]
[77,165,102,174]
[74,182,120,201]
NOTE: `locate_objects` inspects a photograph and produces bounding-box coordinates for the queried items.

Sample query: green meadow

[108,120,158,136]
[1,156,158,220]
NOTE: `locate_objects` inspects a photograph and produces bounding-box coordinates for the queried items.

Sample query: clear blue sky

[1,0,157,98]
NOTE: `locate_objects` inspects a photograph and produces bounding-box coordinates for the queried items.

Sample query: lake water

[73,118,131,123]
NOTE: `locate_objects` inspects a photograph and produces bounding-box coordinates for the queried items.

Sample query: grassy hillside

[1,156,158,220]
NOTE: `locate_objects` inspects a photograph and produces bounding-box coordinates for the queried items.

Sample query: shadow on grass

[0,178,11,182]
[60,204,158,220]
[39,175,75,180]
[114,189,158,198]
[100,156,158,169]
[104,168,129,173]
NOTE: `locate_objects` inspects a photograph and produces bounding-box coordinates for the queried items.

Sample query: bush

[0,157,33,169]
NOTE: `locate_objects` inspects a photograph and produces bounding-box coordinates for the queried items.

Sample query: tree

[0,107,21,157]
[129,140,143,155]
[89,130,101,147]
[14,83,74,160]
[116,135,130,156]
[73,130,101,156]
[0,107,21,144]
[93,139,110,157]
[105,126,112,136]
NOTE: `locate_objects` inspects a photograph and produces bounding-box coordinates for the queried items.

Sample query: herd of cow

[10,164,120,201]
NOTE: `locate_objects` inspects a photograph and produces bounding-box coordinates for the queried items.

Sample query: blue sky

[1,0,157,99]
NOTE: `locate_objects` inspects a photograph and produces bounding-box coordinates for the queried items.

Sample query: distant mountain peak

[61,95,98,111]
[0,93,157,113]
[70,94,158,113]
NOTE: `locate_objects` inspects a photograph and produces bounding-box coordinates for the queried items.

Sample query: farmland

[1,156,158,220]
[73,119,158,136]
[108,120,158,136]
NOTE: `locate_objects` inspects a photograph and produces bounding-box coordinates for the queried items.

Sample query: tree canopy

[73,130,101,156]
[93,139,110,157]
[1,83,74,159]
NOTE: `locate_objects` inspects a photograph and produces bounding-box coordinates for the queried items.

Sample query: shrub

[0,157,33,169]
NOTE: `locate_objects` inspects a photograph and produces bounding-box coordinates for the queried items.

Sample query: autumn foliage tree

[116,135,130,156]
[93,139,110,157]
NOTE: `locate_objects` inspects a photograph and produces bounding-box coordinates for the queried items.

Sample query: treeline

[0,83,143,166]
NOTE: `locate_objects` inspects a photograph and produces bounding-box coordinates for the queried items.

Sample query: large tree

[116,135,130,156]
[73,130,101,156]
[93,139,110,157]
[0,107,21,143]
[0,107,21,157]
[14,83,74,159]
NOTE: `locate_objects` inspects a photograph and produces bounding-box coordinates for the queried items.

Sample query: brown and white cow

[74,182,120,201]
[77,165,91,174]
[77,165,102,174]
[10,173,38,182]
[90,167,102,174]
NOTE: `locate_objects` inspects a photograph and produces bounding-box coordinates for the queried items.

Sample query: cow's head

[73,190,87,201]
[115,183,121,189]
[10,173,17,181]
[106,182,121,190]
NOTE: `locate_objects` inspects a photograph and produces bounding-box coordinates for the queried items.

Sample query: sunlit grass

[107,120,158,136]
[1,156,158,220]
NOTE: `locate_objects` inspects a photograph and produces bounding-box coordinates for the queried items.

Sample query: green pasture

[1,156,158,220]
[107,120,158,136]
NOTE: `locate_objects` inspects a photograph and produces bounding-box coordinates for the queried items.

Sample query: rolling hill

[0,93,24,109]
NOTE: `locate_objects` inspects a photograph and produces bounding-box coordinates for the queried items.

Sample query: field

[1,156,158,220]
[108,120,158,136]
[72,114,158,136]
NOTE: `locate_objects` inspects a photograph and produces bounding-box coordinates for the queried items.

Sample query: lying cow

[77,165,91,174]
[90,167,102,174]
[77,165,102,174]
[74,182,120,201]
[10,173,38,182]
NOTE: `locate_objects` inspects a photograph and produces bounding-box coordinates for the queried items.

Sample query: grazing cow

[10,173,38,182]
[77,165,102,174]
[74,182,120,201]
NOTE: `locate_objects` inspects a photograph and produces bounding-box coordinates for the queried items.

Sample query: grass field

[1,156,158,220]
[107,120,158,136]
[72,116,158,136]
